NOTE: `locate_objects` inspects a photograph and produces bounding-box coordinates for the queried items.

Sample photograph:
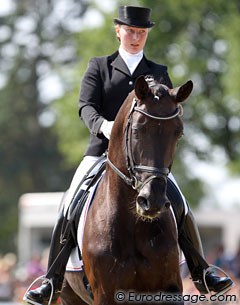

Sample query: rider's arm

[78,57,105,137]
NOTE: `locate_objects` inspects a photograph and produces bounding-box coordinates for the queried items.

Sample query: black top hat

[114,6,155,28]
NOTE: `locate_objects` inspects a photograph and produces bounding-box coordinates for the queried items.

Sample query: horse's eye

[179,132,184,138]
[175,129,184,138]
[131,123,146,140]
[132,123,138,131]
[132,123,144,131]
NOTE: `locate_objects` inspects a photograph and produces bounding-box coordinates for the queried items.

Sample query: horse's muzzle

[136,196,170,219]
[136,177,170,220]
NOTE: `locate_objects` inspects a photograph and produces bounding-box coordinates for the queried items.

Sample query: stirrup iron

[202,264,234,296]
[23,275,55,305]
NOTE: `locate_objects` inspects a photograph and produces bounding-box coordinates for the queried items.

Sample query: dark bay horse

[61,76,193,305]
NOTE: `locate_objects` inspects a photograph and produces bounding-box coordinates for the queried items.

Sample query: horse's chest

[96,236,179,290]
[104,229,177,271]
[84,212,180,293]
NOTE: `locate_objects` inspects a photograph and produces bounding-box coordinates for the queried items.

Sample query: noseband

[107,97,182,192]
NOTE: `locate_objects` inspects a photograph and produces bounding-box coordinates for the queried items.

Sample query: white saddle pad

[66,177,102,271]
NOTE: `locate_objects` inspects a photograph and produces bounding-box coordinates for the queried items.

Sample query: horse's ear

[171,80,193,103]
[135,76,151,100]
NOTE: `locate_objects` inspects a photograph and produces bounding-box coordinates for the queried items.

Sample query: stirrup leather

[23,274,60,305]
[193,264,234,296]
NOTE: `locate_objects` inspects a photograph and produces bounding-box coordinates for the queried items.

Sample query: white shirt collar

[119,46,143,75]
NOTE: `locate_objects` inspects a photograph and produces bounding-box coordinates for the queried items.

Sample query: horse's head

[108,76,193,220]
[130,76,193,220]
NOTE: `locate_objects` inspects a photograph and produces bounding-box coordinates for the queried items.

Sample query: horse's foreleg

[61,277,89,305]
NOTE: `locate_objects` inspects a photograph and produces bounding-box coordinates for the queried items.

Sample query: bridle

[107,96,182,192]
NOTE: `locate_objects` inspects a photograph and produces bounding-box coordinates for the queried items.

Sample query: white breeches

[63,156,105,216]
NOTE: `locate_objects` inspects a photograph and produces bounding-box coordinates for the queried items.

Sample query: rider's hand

[100,120,114,140]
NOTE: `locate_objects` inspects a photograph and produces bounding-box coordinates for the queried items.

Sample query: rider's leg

[23,156,103,305]
[23,196,72,305]
[167,174,234,294]
[181,209,233,293]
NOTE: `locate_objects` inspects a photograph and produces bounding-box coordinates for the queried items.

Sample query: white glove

[100,120,114,140]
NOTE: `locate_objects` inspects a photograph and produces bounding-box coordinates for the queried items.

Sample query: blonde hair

[115,24,121,42]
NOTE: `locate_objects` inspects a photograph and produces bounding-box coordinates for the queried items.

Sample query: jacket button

[129,81,133,85]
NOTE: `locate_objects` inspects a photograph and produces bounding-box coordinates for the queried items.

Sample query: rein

[107,97,182,192]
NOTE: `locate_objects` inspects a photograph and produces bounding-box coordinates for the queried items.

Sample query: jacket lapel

[111,53,131,76]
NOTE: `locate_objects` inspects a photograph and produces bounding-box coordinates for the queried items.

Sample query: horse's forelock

[144,75,156,88]
[154,85,170,99]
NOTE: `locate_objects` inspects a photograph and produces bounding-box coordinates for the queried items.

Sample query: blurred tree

[0,0,89,252]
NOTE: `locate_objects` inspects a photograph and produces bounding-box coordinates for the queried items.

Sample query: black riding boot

[23,187,87,305]
[180,209,234,294]
[167,178,233,295]
[23,191,73,305]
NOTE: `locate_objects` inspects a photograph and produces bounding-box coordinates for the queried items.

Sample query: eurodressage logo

[115,290,238,303]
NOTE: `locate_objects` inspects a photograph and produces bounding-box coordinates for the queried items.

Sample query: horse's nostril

[165,201,170,209]
[137,196,149,211]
